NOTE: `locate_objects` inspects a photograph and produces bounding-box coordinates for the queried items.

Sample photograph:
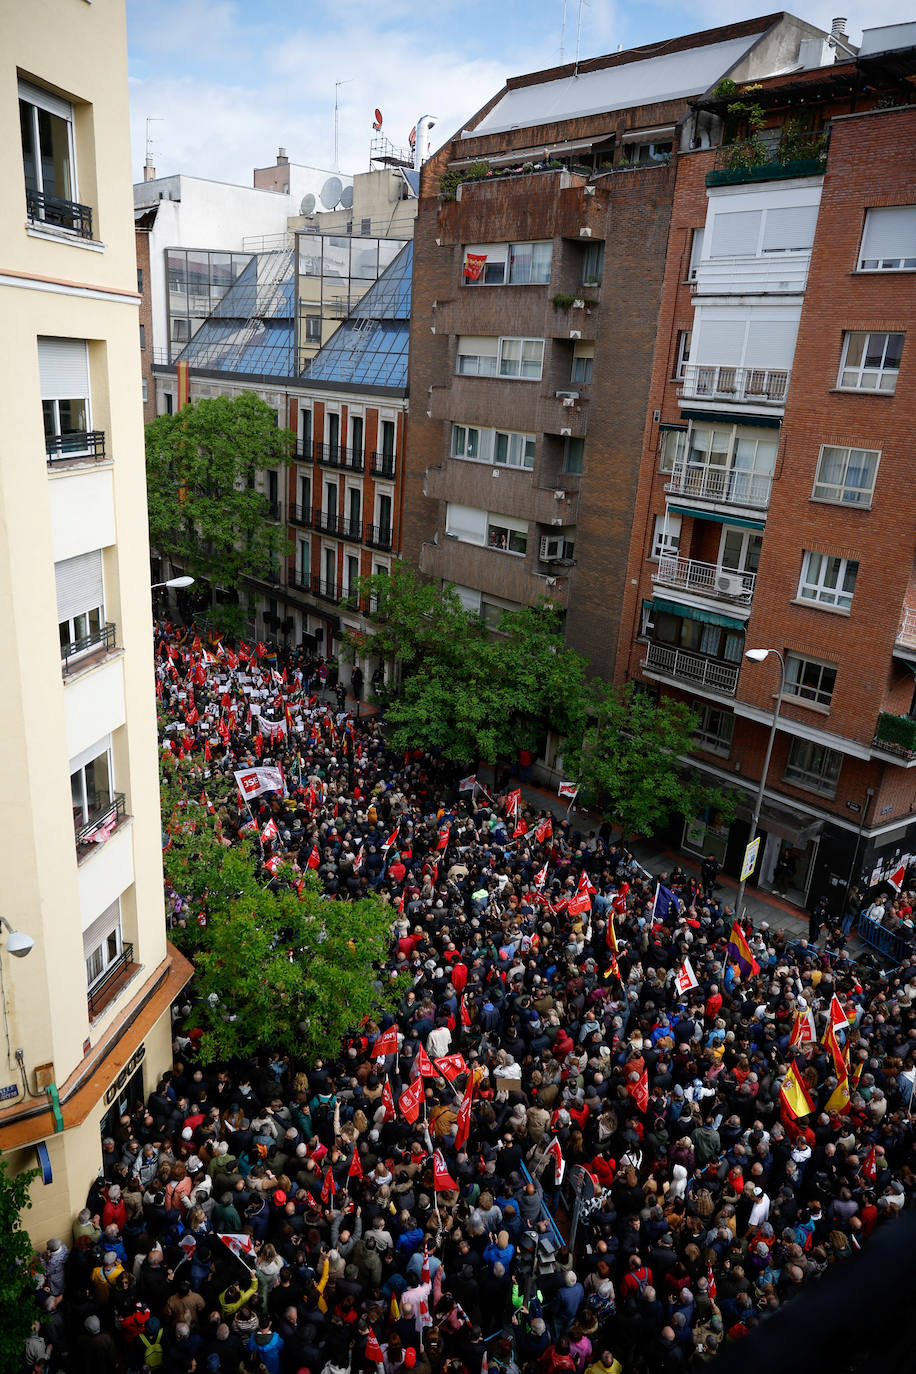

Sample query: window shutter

[454,585,482,613]
[860,206,916,263]
[762,205,818,252]
[18,79,72,122]
[55,550,103,624]
[693,318,747,365]
[69,733,111,776]
[744,317,800,369]
[82,898,121,950]
[445,504,487,544]
[457,336,498,357]
[38,338,90,400]
[709,210,762,258]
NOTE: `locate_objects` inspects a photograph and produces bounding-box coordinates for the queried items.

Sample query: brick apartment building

[615,24,916,908]
[402,11,826,742]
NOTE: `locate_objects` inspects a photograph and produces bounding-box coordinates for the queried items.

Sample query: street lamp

[735,647,787,920]
[150,576,194,590]
[0,917,34,959]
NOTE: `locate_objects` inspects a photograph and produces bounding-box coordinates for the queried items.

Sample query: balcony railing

[665,463,772,511]
[290,503,314,528]
[288,571,311,594]
[75,793,127,854]
[679,364,789,406]
[266,500,282,521]
[653,556,755,604]
[26,187,93,239]
[295,439,317,462]
[364,523,393,551]
[45,430,107,467]
[691,251,810,296]
[897,607,916,648]
[87,943,135,1019]
[61,621,117,675]
[369,452,397,479]
[873,712,916,760]
[315,443,364,472]
[643,641,739,696]
[312,575,343,602]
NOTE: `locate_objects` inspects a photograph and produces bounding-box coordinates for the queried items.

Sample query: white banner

[234,766,286,800]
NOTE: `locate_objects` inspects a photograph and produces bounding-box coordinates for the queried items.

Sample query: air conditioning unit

[555,390,580,401]
[539,534,564,562]
[570,329,581,339]
[716,571,745,596]
[560,427,572,437]
[553,489,566,501]
[579,227,592,237]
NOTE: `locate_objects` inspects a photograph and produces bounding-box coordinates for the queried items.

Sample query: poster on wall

[685,819,706,851]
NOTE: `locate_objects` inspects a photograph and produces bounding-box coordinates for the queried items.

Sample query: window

[56,549,105,656]
[582,241,604,286]
[494,431,535,469]
[325,480,338,521]
[137,268,143,293]
[812,445,879,507]
[654,610,744,662]
[301,408,312,453]
[139,324,145,350]
[838,331,903,393]
[859,206,916,271]
[298,471,311,514]
[171,317,190,344]
[297,538,310,583]
[39,337,91,456]
[708,203,818,258]
[498,338,544,380]
[785,737,842,795]
[563,438,584,475]
[380,420,396,458]
[456,336,498,376]
[651,514,681,560]
[446,503,487,545]
[487,515,528,555]
[798,551,858,610]
[70,737,113,828]
[675,330,691,379]
[693,703,734,756]
[688,228,704,280]
[785,653,837,707]
[141,379,148,403]
[83,900,122,990]
[452,424,481,459]
[305,315,321,341]
[327,412,340,458]
[19,80,86,234]
[659,428,687,472]
[350,415,363,458]
[463,241,552,285]
[164,393,174,415]
[571,342,594,385]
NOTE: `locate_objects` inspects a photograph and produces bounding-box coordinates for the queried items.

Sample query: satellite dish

[300,193,316,216]
[373,108,383,131]
[340,185,354,209]
[320,175,343,209]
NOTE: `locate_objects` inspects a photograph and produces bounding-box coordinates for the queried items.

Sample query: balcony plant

[875,711,916,754]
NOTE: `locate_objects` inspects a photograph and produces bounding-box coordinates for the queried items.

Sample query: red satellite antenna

[372,108,383,131]
[408,125,417,148]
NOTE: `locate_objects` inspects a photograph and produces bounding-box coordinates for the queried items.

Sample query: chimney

[143,159,156,182]
[830,16,848,41]
[277,146,289,165]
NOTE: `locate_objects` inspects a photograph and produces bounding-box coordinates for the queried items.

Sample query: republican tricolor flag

[727,920,761,979]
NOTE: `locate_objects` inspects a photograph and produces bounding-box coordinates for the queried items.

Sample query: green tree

[347,563,480,681]
[0,1153,39,1368]
[145,393,293,596]
[568,681,737,840]
[161,774,399,1063]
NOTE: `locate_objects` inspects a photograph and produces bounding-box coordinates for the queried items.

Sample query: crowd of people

[23,623,916,1374]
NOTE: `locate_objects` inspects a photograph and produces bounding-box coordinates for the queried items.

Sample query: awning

[668,506,765,531]
[653,596,746,631]
[737,800,825,846]
[680,407,783,429]
[622,124,676,140]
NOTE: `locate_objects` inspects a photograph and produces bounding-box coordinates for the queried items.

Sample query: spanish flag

[823,1021,850,1113]
[780,1058,816,1119]
[606,912,619,954]
[727,920,760,979]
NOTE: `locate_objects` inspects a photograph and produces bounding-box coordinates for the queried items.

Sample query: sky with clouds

[127,0,914,186]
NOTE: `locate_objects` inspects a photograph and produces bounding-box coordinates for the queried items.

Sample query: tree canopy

[161,766,399,1063]
[0,1153,38,1367]
[348,565,588,767]
[566,680,737,840]
[146,393,293,593]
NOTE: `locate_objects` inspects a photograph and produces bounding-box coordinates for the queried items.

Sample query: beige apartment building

[0,0,191,1239]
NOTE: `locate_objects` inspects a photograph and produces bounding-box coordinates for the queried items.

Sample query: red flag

[373,1025,399,1058]
[707,1263,717,1301]
[513,819,529,839]
[226,649,238,670]
[454,1078,473,1149]
[364,1330,384,1363]
[829,994,851,1035]
[306,845,321,869]
[256,641,268,658]
[348,1147,364,1181]
[204,739,211,762]
[436,826,450,851]
[253,733,262,758]
[860,1145,877,1183]
[264,855,282,875]
[534,862,548,888]
[381,1078,396,1121]
[398,1076,424,1124]
[261,818,279,844]
[320,1165,336,1203]
[432,1150,457,1191]
[544,1136,565,1185]
[889,863,907,891]
[382,826,400,852]
[460,996,472,1028]
[612,882,629,915]
[675,957,699,992]
[626,1067,649,1113]
[434,1053,467,1082]
[535,817,553,844]
[567,888,591,918]
[416,1045,437,1078]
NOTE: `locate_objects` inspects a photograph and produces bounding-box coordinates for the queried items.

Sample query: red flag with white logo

[373,1025,398,1058]
[320,1165,336,1203]
[348,1147,364,1180]
[415,1044,436,1078]
[675,957,699,992]
[433,1150,458,1191]
[398,1076,424,1124]
[544,1136,565,1185]
[454,1078,474,1149]
[535,817,553,844]
[381,1078,396,1121]
[434,1053,467,1082]
[626,1067,649,1113]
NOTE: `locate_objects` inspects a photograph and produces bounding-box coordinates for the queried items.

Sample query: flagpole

[735,648,786,921]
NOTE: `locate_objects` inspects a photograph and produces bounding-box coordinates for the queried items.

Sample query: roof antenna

[334,79,354,172]
[574,0,590,75]
[560,0,567,60]
[144,115,163,182]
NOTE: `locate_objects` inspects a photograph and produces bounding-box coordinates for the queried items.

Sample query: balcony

[364,523,393,551]
[87,943,137,1021]
[266,500,282,522]
[896,607,916,650]
[26,187,93,239]
[290,503,315,528]
[653,556,755,606]
[642,642,739,696]
[61,622,117,676]
[295,439,317,462]
[678,365,789,408]
[665,463,771,514]
[288,571,311,594]
[705,133,827,189]
[46,430,107,468]
[369,452,397,480]
[315,443,364,473]
[310,575,366,611]
[76,793,127,859]
[537,393,589,439]
[873,712,916,761]
[691,251,810,297]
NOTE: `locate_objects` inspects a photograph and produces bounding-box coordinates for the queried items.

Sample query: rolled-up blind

[709,210,761,258]
[83,898,120,951]
[446,504,487,544]
[762,205,818,252]
[55,550,103,624]
[38,337,90,400]
[860,206,916,265]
